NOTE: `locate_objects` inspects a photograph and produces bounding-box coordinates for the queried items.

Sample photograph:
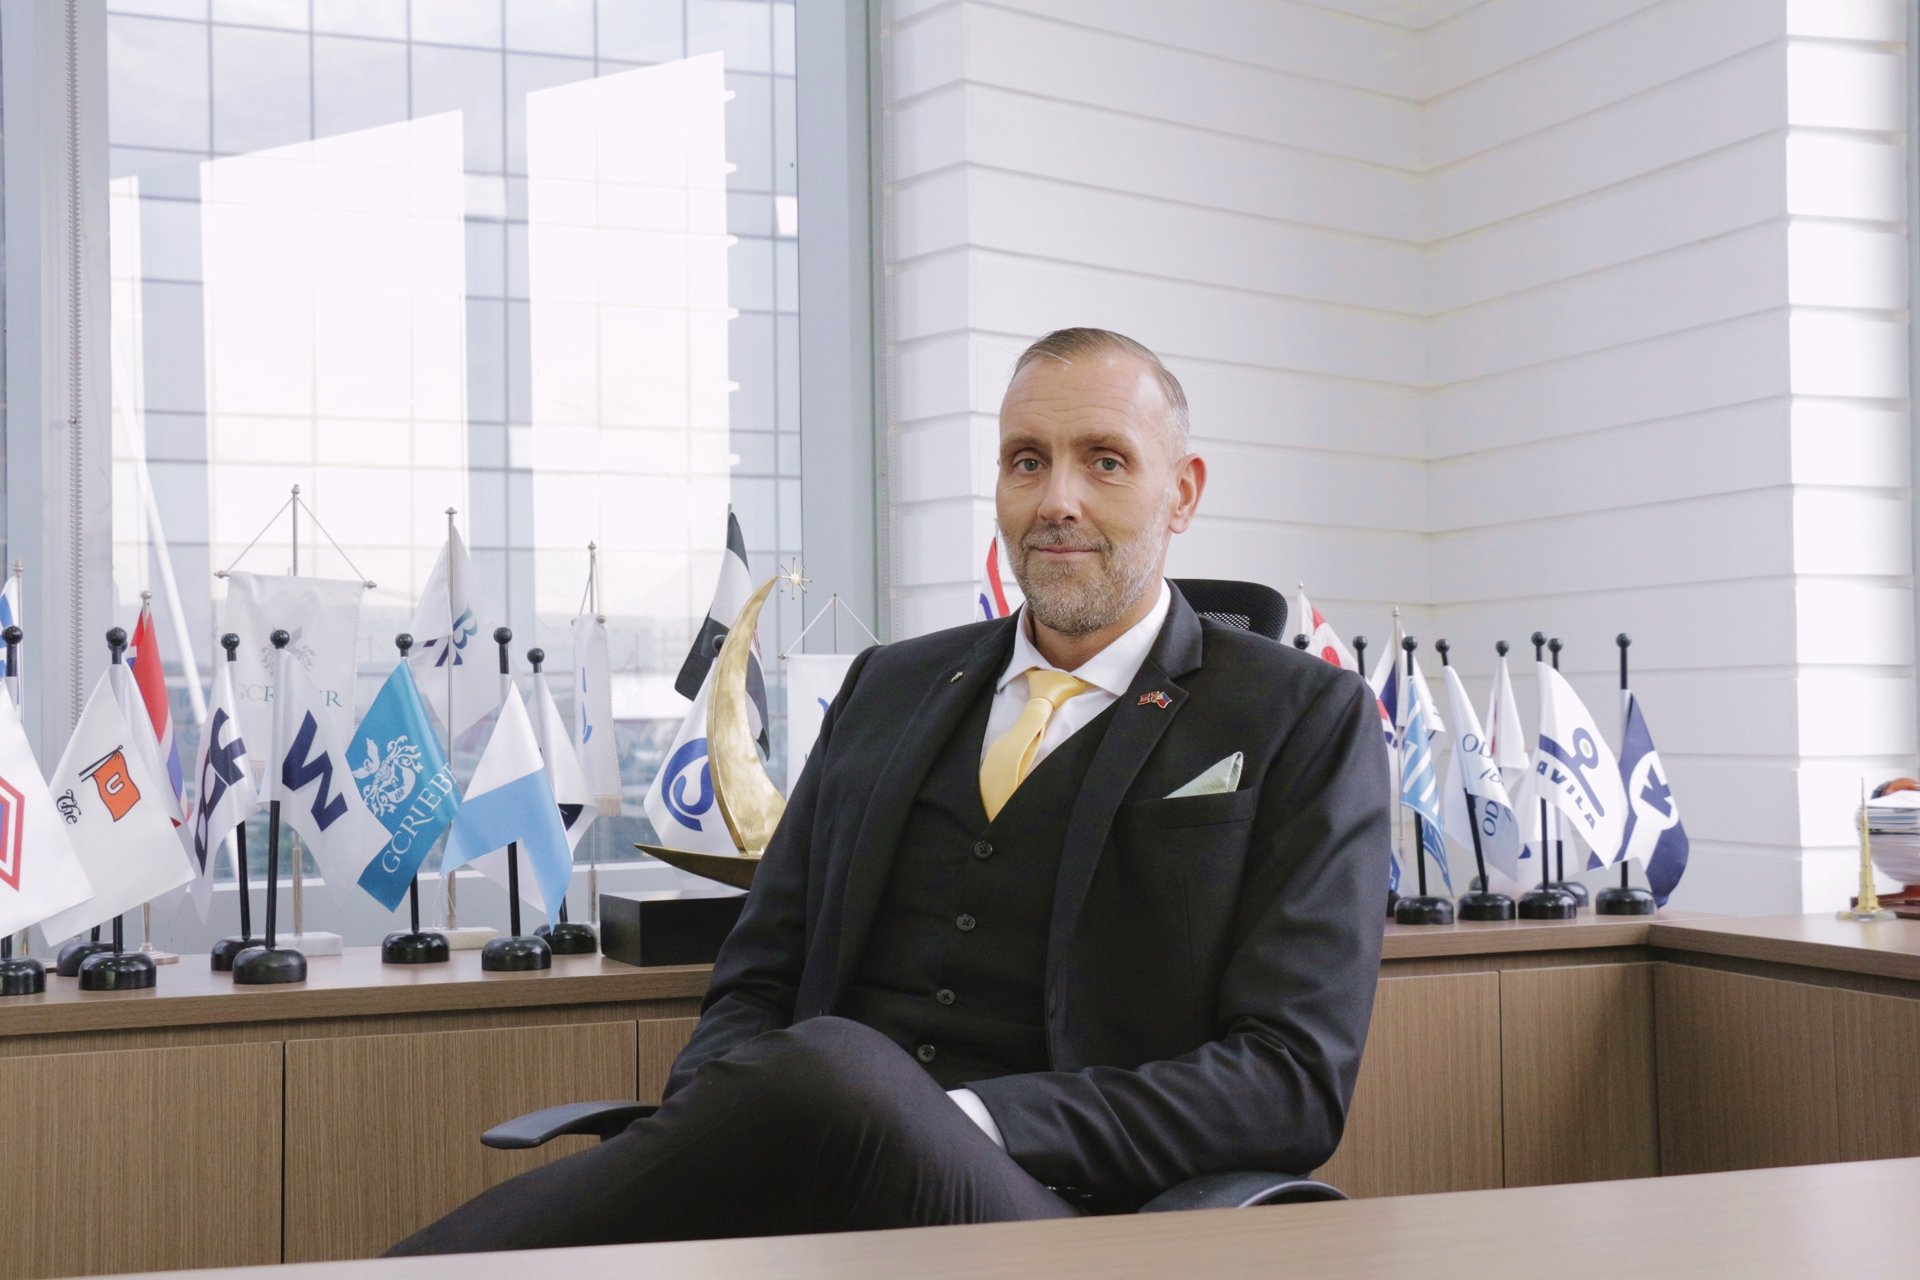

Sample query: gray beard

[1012,510,1167,638]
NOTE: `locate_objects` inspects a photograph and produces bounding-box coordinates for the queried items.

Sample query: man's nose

[1036,467,1082,523]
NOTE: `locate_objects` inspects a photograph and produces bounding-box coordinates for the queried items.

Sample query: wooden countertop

[133,1156,1920,1280]
[0,947,710,1038]
[1649,912,1920,983]
[1379,909,1693,959]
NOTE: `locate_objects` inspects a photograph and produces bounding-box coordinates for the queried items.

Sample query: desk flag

[977,531,1023,622]
[1292,589,1357,672]
[1485,647,1530,792]
[530,670,595,855]
[1517,663,1629,866]
[644,666,744,857]
[38,673,194,942]
[407,527,497,739]
[1439,664,1526,884]
[1615,694,1689,906]
[442,686,571,923]
[0,575,18,633]
[0,696,95,940]
[186,657,259,918]
[1398,697,1451,892]
[570,614,621,815]
[675,510,768,753]
[275,650,393,905]
[128,602,185,822]
[352,662,460,912]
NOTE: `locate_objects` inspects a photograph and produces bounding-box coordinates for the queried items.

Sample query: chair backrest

[1170,579,1287,641]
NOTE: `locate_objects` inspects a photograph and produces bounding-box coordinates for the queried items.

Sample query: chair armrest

[1138,1172,1348,1212]
[480,1101,658,1150]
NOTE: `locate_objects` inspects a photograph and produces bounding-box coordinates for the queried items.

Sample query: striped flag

[977,532,1023,621]
[128,602,185,823]
[1398,695,1451,892]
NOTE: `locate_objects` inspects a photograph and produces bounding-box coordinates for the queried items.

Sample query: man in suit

[391,327,1389,1254]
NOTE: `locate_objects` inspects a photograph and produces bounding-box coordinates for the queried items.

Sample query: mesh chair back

[1170,579,1287,641]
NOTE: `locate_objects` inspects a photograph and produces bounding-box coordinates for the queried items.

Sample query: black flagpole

[1518,632,1576,919]
[79,629,158,989]
[213,634,257,971]
[382,633,451,965]
[1439,639,1514,921]
[1392,635,1452,925]
[481,628,551,973]
[1597,634,1656,915]
[233,631,307,984]
[529,647,597,955]
[0,624,48,996]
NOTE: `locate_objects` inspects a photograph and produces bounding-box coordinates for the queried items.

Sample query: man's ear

[1168,454,1206,534]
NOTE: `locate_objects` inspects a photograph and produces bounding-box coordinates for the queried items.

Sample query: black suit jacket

[665,586,1391,1203]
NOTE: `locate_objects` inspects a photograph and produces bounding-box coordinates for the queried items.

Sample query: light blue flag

[352,662,461,911]
[1399,699,1452,892]
[440,686,572,925]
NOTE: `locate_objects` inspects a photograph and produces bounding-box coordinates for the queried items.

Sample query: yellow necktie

[980,668,1095,820]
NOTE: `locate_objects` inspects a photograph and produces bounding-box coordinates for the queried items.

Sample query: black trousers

[387,1017,1084,1254]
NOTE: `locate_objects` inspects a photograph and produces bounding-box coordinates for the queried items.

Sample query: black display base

[56,939,113,977]
[1386,890,1399,920]
[535,921,599,955]
[1550,879,1591,908]
[210,936,254,972]
[78,950,157,991]
[0,956,46,996]
[1519,887,1579,920]
[381,930,451,965]
[232,946,308,985]
[1457,890,1517,921]
[600,890,747,967]
[1393,895,1455,926]
[481,935,552,972]
[1595,885,1657,916]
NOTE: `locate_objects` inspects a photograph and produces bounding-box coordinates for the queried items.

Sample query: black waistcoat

[836,679,1117,1088]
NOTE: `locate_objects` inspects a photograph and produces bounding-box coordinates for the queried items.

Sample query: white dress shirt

[950,579,1173,1148]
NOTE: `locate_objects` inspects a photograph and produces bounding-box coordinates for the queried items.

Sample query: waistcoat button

[935,988,956,1006]
[955,913,976,932]
[973,839,994,860]
[915,1043,937,1063]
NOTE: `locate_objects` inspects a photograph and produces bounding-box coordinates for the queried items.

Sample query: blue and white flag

[407,527,497,740]
[1614,694,1689,906]
[643,666,742,857]
[186,658,259,918]
[675,510,768,754]
[0,574,19,634]
[1516,663,1630,867]
[1438,664,1527,885]
[276,648,394,906]
[1398,697,1451,892]
[351,662,460,911]
[441,685,572,924]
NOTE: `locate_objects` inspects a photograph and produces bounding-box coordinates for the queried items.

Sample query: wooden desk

[0,950,706,1278]
[136,1157,1920,1280]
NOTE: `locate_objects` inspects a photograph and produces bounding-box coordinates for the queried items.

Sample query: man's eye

[1095,457,1121,472]
[1014,458,1041,473]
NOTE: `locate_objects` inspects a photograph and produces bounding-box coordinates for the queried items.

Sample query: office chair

[1169,578,1287,641]
[479,579,1346,1213]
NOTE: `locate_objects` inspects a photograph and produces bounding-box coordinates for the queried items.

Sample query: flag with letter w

[441,686,572,924]
[352,662,460,911]
[275,649,393,905]
[1518,663,1630,866]
[1615,694,1689,906]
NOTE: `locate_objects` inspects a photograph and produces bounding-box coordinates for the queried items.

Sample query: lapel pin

[1137,690,1172,709]
[950,670,965,684]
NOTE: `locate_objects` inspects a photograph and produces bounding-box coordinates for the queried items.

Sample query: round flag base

[1596,886,1656,916]
[210,936,255,972]
[481,935,552,972]
[232,945,308,985]
[78,950,157,991]
[382,930,452,965]
[1518,888,1579,920]
[1392,895,1454,926]
[0,956,47,997]
[1549,879,1591,908]
[1457,890,1516,921]
[56,940,114,977]
[535,921,598,955]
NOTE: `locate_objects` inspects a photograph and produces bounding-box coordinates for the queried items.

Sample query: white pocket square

[1166,752,1243,799]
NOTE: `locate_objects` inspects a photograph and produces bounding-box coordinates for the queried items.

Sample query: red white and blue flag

[1292,589,1357,671]
[128,602,185,826]
[977,533,1023,622]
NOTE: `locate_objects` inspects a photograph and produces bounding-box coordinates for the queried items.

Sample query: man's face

[995,354,1203,638]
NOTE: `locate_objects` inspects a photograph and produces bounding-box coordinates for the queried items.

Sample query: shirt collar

[997,579,1173,697]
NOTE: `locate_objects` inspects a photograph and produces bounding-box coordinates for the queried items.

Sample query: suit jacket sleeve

[663,646,876,1098]
[965,671,1391,1201]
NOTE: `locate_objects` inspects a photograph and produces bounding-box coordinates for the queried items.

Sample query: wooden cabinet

[284,1020,640,1261]
[0,1042,281,1280]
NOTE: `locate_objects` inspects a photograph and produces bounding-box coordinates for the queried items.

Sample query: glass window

[105,2,812,907]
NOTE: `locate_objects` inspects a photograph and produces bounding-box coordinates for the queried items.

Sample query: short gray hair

[1011,328,1190,452]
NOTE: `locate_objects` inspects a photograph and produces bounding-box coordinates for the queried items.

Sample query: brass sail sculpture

[637,576,784,889]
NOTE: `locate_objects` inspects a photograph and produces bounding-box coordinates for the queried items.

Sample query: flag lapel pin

[1137,690,1172,709]
[950,670,965,684]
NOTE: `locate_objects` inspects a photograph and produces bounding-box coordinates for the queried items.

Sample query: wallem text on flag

[352,661,460,912]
